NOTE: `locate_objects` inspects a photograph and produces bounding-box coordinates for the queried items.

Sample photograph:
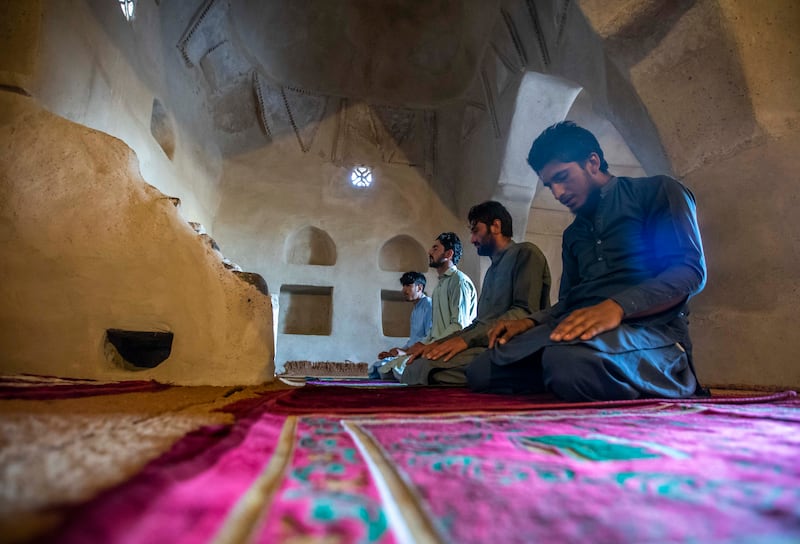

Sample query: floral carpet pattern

[41,387,800,543]
[347,402,800,543]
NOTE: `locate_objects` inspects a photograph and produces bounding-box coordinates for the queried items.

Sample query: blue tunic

[403,295,432,350]
[530,175,706,328]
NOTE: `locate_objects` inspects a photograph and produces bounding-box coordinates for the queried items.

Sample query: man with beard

[374,233,477,380]
[400,202,552,385]
[467,121,707,401]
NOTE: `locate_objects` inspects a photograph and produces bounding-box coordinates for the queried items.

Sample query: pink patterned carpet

[37,387,800,543]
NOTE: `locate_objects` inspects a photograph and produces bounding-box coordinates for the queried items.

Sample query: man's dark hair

[527,121,609,174]
[436,232,463,265]
[467,201,513,238]
[399,271,426,289]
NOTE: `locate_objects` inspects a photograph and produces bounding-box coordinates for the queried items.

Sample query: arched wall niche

[380,289,412,338]
[285,226,337,266]
[378,234,427,272]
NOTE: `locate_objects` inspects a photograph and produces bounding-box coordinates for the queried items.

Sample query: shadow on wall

[150,98,176,161]
[285,226,337,266]
[379,235,427,272]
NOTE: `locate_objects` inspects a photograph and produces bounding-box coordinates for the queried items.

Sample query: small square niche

[381,289,413,338]
[279,285,333,335]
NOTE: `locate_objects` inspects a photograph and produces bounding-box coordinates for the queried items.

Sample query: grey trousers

[399,347,487,386]
[465,323,697,401]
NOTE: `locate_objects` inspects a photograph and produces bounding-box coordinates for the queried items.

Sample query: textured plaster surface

[629,0,759,175]
[26,0,223,230]
[0,94,274,385]
[717,0,800,137]
[0,0,40,90]
[687,132,800,388]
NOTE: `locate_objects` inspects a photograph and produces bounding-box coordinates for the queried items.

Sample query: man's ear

[444,248,455,261]
[586,152,601,175]
[491,218,503,234]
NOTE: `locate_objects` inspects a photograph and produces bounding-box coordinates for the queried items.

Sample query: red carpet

[225,384,797,415]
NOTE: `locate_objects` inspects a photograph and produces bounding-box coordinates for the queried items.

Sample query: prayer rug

[50,410,291,543]
[43,391,800,543]
[0,374,170,399]
[48,411,395,543]
[346,400,800,543]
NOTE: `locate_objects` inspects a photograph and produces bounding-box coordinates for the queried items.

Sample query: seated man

[401,201,551,386]
[369,271,431,378]
[383,232,477,380]
[466,121,707,401]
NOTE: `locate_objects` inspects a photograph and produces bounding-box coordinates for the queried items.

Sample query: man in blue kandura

[369,271,432,378]
[466,121,708,401]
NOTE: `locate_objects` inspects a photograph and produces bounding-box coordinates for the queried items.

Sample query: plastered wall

[212,104,479,370]
[602,0,800,387]
[19,0,224,230]
[0,93,274,385]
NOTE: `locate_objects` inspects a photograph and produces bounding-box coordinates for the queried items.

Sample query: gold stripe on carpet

[211,416,298,544]
[343,420,443,544]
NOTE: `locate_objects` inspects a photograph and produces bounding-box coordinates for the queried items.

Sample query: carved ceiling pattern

[282,87,327,153]
[177,0,228,67]
[525,0,551,67]
[172,0,562,162]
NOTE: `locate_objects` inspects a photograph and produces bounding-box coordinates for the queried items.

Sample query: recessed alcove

[105,329,173,370]
[285,226,337,266]
[378,235,427,272]
[279,285,333,335]
[150,98,176,160]
[381,289,413,338]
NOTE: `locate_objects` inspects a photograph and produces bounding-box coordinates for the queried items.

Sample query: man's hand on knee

[377,347,401,359]
[551,299,624,342]
[417,337,468,362]
[404,342,429,364]
[488,318,536,348]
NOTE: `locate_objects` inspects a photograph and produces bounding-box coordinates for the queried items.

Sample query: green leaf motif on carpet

[518,434,663,461]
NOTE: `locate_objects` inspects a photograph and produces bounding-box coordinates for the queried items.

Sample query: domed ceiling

[229,0,502,105]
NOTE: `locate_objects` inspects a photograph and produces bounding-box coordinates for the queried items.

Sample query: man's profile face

[470,221,495,257]
[401,282,423,301]
[428,240,449,268]
[539,157,601,214]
